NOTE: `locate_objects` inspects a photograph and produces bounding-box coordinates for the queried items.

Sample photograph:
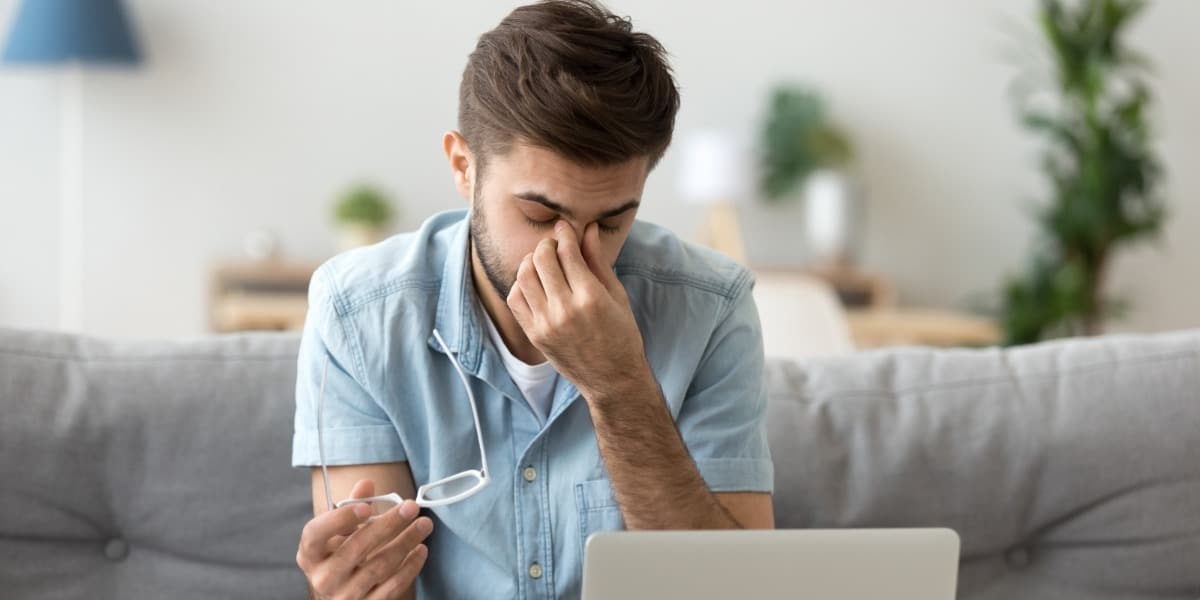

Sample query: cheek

[598,233,629,266]
[500,226,546,269]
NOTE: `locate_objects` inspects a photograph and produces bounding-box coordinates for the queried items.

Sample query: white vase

[802,169,860,266]
[337,224,387,253]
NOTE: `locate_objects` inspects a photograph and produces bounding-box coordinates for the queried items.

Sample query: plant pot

[802,168,861,267]
[337,223,388,252]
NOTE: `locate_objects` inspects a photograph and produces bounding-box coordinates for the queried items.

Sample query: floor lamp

[676,130,752,264]
[2,0,140,332]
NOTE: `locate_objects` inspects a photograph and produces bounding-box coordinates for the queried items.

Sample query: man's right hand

[297,479,433,600]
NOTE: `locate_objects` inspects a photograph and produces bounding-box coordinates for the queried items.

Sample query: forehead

[484,142,649,199]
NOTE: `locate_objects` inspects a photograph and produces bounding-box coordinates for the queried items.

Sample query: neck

[470,242,546,365]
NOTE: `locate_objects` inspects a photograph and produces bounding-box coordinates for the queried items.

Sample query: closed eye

[523,216,623,234]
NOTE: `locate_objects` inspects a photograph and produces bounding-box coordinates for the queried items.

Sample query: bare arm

[310,463,418,519]
[507,221,774,531]
[586,373,774,530]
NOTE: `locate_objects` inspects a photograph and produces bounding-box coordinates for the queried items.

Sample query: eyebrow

[514,192,640,220]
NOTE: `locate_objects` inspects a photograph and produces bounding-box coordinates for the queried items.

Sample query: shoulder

[309,209,465,319]
[616,219,754,303]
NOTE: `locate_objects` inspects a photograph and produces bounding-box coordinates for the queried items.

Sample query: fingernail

[416,517,433,534]
[555,220,566,232]
[353,504,372,519]
[400,501,419,519]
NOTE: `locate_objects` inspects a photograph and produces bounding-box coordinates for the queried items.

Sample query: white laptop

[582,528,960,600]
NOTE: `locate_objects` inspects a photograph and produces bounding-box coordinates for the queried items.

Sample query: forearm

[584,372,742,530]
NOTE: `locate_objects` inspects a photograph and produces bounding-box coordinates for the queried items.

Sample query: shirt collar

[428,210,486,373]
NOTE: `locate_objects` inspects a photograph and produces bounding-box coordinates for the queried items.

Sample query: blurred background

[0,0,1196,351]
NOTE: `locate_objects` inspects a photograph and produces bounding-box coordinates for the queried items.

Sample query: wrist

[580,357,657,407]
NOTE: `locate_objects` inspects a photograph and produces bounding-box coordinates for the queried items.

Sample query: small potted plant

[759,84,857,267]
[333,184,395,252]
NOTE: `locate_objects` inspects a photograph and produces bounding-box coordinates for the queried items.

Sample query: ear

[443,131,474,203]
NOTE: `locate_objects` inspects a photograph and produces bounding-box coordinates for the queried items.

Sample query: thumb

[340,478,378,520]
[582,223,620,292]
[349,478,376,499]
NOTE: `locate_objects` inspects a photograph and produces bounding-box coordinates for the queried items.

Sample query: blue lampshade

[2,0,141,64]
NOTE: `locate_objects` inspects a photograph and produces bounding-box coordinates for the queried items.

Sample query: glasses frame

[316,328,489,521]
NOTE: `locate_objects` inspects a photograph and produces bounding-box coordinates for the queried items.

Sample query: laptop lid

[582,528,960,600]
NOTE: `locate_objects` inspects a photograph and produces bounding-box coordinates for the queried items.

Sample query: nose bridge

[547,217,585,241]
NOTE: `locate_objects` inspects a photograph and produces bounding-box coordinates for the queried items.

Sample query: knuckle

[362,558,388,583]
[548,308,568,329]
[309,571,329,593]
[576,292,597,310]
[340,539,367,567]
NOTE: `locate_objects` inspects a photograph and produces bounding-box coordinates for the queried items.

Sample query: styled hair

[458,0,680,171]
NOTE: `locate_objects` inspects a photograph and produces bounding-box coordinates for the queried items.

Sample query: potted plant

[997,0,1165,345]
[758,84,857,267]
[333,184,396,252]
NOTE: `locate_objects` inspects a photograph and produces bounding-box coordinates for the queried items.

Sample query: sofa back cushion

[765,330,1200,599]
[0,328,310,599]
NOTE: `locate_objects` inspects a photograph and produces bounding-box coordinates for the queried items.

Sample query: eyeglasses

[316,329,489,522]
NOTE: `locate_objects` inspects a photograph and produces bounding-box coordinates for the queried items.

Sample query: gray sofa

[1,326,1197,599]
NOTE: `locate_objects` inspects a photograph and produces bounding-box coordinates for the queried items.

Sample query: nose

[553,218,584,240]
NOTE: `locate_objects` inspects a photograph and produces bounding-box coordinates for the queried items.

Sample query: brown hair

[458,0,680,172]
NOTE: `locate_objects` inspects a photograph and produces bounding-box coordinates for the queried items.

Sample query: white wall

[1,0,1196,339]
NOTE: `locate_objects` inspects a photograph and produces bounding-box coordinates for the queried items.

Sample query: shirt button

[523,466,537,482]
[103,537,129,561]
[528,562,543,579]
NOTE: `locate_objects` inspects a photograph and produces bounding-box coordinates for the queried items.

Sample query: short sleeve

[675,271,774,493]
[291,264,407,467]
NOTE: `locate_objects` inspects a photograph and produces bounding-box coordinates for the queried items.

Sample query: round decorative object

[1005,546,1032,570]
[103,537,130,561]
[243,229,280,261]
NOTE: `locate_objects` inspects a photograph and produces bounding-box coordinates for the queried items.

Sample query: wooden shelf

[208,259,321,332]
[847,308,1001,349]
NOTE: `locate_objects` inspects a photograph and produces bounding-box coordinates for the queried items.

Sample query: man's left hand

[506,220,652,400]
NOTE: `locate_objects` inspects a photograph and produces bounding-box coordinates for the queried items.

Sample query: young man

[292,1,774,598]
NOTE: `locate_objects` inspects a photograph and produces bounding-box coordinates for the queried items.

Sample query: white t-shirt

[481,309,558,423]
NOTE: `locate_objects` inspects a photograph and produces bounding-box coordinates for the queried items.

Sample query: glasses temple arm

[433,329,489,477]
[317,352,335,512]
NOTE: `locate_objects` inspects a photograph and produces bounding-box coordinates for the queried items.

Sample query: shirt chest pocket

[575,478,625,558]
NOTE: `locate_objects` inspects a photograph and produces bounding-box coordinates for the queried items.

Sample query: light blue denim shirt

[292,208,773,599]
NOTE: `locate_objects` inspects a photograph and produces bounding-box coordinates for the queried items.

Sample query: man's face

[467,142,649,300]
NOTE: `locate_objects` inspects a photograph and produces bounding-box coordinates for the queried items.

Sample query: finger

[347,516,434,597]
[516,253,547,316]
[300,500,375,563]
[300,477,374,556]
[349,478,375,500]
[363,544,429,600]
[361,514,433,571]
[555,220,600,293]
[532,235,571,298]
[581,223,621,292]
[329,500,422,584]
[324,533,348,555]
[507,282,533,326]
[344,478,397,519]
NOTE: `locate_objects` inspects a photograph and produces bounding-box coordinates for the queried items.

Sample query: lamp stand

[59,63,84,332]
[697,201,747,264]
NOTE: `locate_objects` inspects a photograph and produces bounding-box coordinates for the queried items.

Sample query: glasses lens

[419,472,485,502]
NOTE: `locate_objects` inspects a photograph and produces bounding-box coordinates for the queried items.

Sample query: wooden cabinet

[208,260,321,332]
